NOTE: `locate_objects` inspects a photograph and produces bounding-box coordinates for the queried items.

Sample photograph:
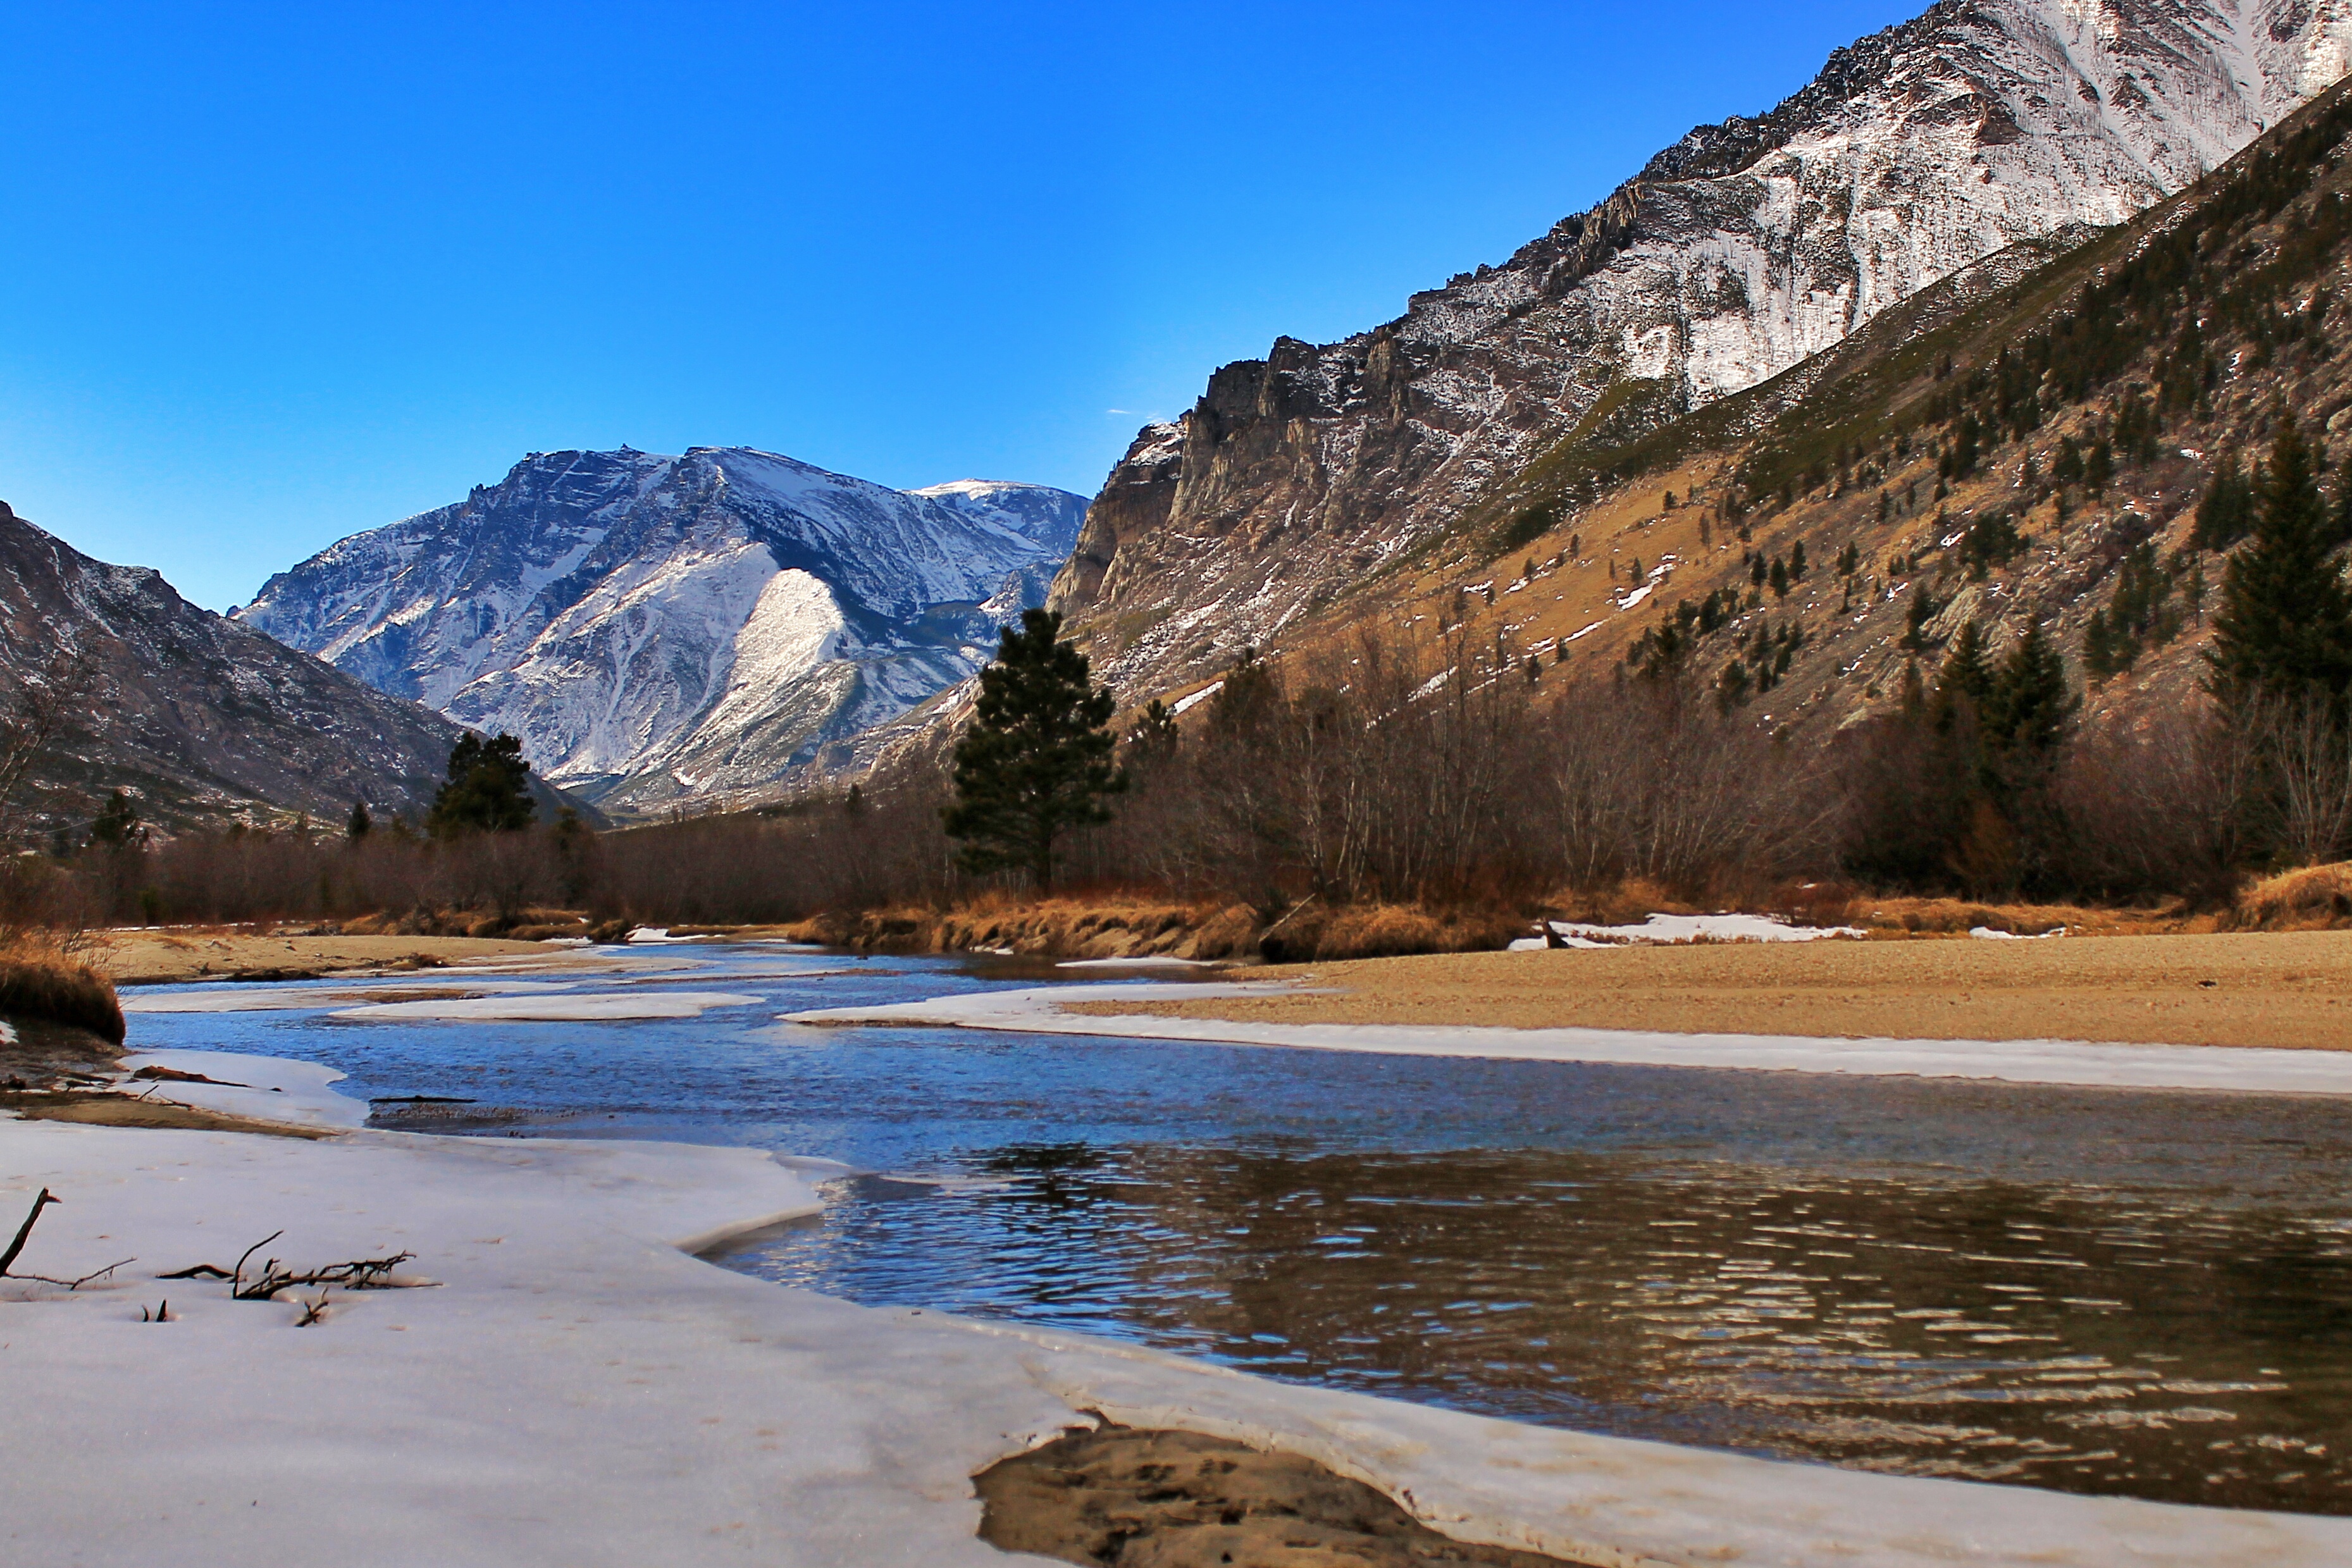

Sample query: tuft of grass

[1262,903,1523,964]
[2232,863,2352,930]
[0,932,125,1044]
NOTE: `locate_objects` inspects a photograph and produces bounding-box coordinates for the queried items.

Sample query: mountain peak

[238,447,1086,813]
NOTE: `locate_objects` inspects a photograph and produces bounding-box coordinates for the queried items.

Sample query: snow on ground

[625,926,709,944]
[4,1048,2348,1567]
[1972,925,2067,939]
[330,991,761,1023]
[788,984,2352,1096]
[118,1048,369,1129]
[1503,913,1867,950]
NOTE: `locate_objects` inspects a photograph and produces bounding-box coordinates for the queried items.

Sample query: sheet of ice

[118,1048,370,1129]
[124,980,585,1014]
[4,1078,2346,1566]
[788,983,2352,1096]
[1055,956,1218,969]
[332,991,762,1022]
[1544,912,1866,944]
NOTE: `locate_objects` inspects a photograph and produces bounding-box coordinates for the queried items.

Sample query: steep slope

[1160,74,2352,786]
[1053,0,2352,698]
[237,449,1086,813]
[0,502,530,835]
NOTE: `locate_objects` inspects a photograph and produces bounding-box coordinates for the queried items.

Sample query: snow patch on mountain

[237,448,1086,812]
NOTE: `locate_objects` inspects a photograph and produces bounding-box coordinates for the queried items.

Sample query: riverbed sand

[1064,930,2352,1051]
[92,930,591,985]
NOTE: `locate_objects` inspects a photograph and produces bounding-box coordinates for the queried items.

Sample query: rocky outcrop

[237,449,1086,814]
[1050,0,2352,696]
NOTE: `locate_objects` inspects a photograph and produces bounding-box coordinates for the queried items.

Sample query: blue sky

[0,1,1913,610]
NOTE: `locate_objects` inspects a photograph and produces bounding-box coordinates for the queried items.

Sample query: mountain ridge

[1049,0,2352,703]
[236,448,1086,813]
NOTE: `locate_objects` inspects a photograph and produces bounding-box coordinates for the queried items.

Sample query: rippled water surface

[127,942,2352,1511]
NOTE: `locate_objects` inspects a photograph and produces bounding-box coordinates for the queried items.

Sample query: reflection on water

[121,945,2352,1511]
[740,1147,2352,1510]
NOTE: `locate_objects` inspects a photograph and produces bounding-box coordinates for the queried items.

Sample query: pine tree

[347,800,372,840]
[943,608,1126,889]
[1938,619,1995,713]
[427,733,536,837]
[1983,621,2075,758]
[2207,413,2352,704]
[1123,698,1181,772]
[90,789,140,849]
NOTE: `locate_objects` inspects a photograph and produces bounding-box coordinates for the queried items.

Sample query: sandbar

[1068,930,2352,1051]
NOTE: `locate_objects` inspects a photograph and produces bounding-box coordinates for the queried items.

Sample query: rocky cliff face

[0,502,495,833]
[237,449,1085,813]
[1052,0,2352,695]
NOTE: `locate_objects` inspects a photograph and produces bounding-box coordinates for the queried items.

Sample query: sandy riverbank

[1060,929,2352,1051]
[91,930,607,985]
[9,1047,2349,1565]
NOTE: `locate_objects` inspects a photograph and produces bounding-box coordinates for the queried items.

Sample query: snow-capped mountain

[236,448,1086,812]
[1050,0,2352,696]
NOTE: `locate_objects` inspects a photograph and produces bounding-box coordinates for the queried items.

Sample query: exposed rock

[1050,0,2352,700]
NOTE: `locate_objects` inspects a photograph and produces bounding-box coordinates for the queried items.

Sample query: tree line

[15,403,2352,935]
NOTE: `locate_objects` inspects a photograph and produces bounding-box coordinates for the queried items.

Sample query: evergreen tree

[347,800,372,840]
[943,608,1126,889]
[1936,619,1995,719]
[2194,453,2257,551]
[90,789,140,849]
[427,732,537,837]
[1983,621,2076,759]
[1122,698,1181,772]
[2207,413,2352,705]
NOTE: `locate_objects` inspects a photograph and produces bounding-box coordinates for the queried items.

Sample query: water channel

[125,942,2352,1514]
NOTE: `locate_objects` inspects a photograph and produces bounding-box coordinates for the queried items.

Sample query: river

[123,940,2352,1512]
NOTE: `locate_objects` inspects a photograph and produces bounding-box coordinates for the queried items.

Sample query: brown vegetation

[0,929,121,1044]
[2229,860,2352,929]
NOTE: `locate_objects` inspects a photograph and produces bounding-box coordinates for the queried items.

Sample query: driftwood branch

[0,1188,57,1275]
[160,1230,426,1305]
[0,1188,133,1289]
[236,1252,416,1301]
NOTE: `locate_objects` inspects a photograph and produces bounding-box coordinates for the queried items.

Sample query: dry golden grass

[2232,862,2352,930]
[785,896,1525,962]
[0,930,123,1044]
[1263,903,1523,963]
[785,896,1264,960]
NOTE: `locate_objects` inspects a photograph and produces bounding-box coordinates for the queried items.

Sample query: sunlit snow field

[123,942,2352,1513]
